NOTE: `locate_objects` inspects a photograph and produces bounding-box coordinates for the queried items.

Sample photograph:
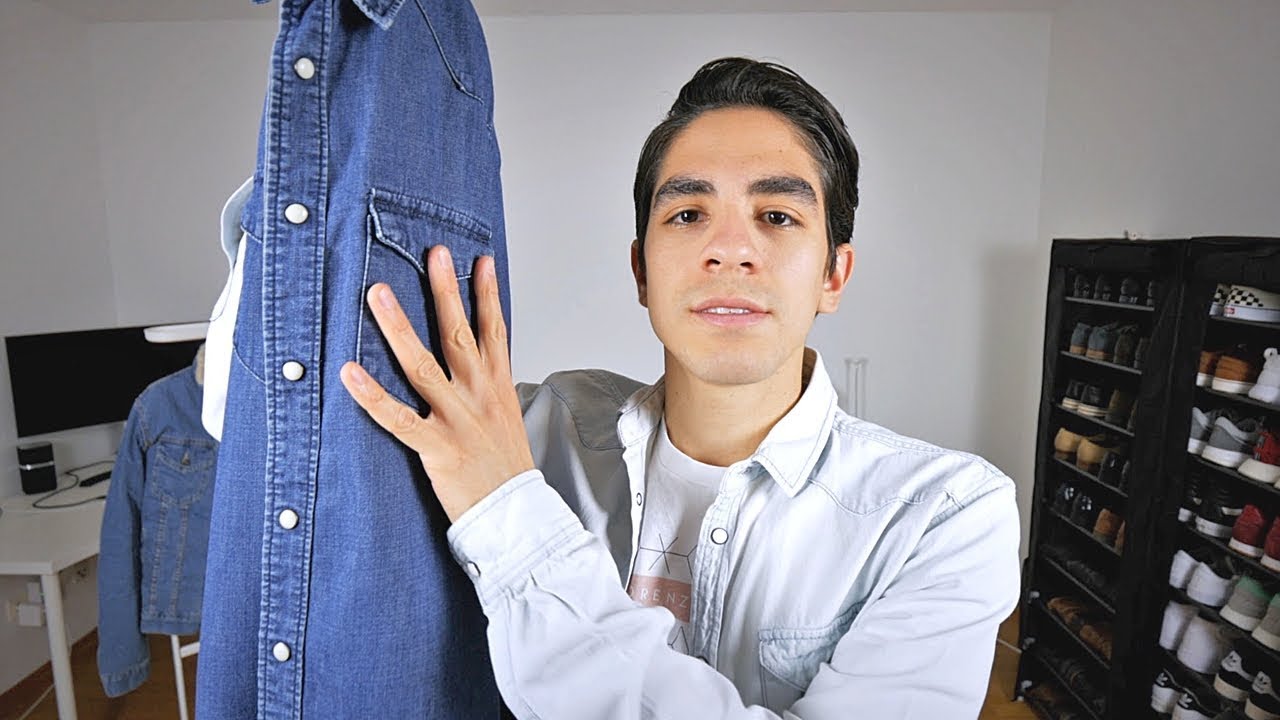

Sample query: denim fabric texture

[196,0,508,717]
[97,361,216,697]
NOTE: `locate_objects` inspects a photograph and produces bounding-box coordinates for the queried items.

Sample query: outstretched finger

[474,255,511,377]
[366,283,461,418]
[340,361,443,454]
[426,246,482,385]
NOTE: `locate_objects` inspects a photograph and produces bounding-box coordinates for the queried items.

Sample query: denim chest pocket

[146,438,217,505]
[231,231,265,386]
[358,188,492,410]
[758,603,860,709]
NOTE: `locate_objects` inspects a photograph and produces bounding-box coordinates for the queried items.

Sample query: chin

[683,353,779,387]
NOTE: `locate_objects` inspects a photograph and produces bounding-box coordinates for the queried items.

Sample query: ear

[631,239,648,308]
[817,243,855,314]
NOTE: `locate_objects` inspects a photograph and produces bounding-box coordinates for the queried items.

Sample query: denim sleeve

[96,399,152,696]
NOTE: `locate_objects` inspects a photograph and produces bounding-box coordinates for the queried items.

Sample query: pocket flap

[758,604,859,691]
[367,188,491,277]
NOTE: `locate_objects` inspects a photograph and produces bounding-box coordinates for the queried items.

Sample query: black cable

[29,459,115,510]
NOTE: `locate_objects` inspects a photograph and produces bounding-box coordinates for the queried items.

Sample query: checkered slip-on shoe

[1225,285,1280,323]
[1211,283,1230,316]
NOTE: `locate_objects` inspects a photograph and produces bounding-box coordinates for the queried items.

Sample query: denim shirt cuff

[447,470,583,608]
[100,657,150,698]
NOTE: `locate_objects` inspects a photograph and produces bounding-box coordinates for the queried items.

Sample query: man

[341,57,1020,718]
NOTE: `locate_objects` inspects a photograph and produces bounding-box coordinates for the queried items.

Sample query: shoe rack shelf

[1025,649,1106,720]
[1056,404,1137,439]
[1180,524,1280,585]
[1210,315,1280,331]
[1065,296,1156,313]
[1059,350,1145,376]
[1047,508,1125,557]
[1167,585,1280,669]
[1198,384,1280,415]
[1032,598,1114,671]
[1189,455,1280,502]
[1042,557,1118,615]
[1053,457,1128,500]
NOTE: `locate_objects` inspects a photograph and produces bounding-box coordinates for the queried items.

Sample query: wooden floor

[1,614,1034,719]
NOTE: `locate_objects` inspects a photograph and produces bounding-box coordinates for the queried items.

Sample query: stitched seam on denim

[232,342,268,386]
[371,187,492,247]
[805,478,933,516]
[544,381,625,452]
[413,0,483,105]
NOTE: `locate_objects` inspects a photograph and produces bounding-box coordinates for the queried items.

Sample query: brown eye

[764,211,794,226]
[674,210,702,224]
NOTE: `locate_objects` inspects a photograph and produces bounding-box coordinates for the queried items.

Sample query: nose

[700,213,759,273]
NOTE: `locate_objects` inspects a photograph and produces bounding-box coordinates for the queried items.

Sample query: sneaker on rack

[1099,450,1126,488]
[1072,272,1093,298]
[1061,379,1085,411]
[1115,520,1126,554]
[1253,594,1280,651]
[1174,687,1221,720]
[1216,641,1263,702]
[1230,505,1272,559]
[1127,401,1140,433]
[1178,615,1232,674]
[1211,283,1230,316]
[1222,576,1271,632]
[1092,274,1116,302]
[1203,415,1265,469]
[1249,348,1280,406]
[1214,345,1263,395]
[1069,492,1101,529]
[1078,384,1109,418]
[1186,556,1237,608]
[1087,322,1122,362]
[1170,548,1201,589]
[1105,388,1135,426]
[1134,336,1151,370]
[1196,484,1245,539]
[1225,284,1280,323]
[1118,276,1143,304]
[1246,669,1280,720]
[1069,321,1092,355]
[1154,667,1187,713]
[1160,599,1197,650]
[1264,518,1280,572]
[1181,476,1204,523]
[1200,349,1226,387]
[1052,482,1078,515]
[1113,325,1139,366]
[1054,428,1084,461]
[1076,434,1115,473]
[1241,429,1280,485]
[1190,408,1235,455]
[1092,508,1122,546]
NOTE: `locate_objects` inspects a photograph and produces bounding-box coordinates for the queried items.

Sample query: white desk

[0,479,109,720]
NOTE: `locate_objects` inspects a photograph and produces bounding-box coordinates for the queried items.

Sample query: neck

[661,347,809,467]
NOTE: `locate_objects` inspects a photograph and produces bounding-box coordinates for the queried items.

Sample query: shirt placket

[257,1,328,717]
[689,464,752,668]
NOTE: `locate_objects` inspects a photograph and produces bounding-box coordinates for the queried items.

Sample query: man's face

[634,107,852,388]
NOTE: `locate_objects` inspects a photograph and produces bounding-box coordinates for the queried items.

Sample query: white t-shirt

[625,419,724,655]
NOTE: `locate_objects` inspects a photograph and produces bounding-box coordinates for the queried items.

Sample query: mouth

[691,298,769,327]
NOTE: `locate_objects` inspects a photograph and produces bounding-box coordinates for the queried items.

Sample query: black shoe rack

[1018,237,1280,719]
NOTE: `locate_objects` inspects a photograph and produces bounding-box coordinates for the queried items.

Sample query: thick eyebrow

[749,175,818,209]
[651,174,819,211]
[652,176,715,207]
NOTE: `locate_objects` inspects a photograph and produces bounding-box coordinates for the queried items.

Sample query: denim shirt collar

[615,348,837,498]
[253,0,409,30]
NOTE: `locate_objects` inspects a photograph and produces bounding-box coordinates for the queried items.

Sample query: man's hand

[339,246,534,523]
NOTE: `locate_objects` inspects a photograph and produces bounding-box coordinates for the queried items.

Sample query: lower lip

[693,310,768,328]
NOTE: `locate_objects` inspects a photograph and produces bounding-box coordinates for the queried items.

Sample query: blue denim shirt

[197,0,509,717]
[97,360,216,697]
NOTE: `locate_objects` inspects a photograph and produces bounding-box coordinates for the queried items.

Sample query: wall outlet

[17,602,44,627]
[26,581,42,603]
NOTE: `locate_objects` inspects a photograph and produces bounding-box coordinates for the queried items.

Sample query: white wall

[0,0,118,696]
[486,13,1052,557]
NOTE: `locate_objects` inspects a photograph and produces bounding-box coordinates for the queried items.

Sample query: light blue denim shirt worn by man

[196,0,510,717]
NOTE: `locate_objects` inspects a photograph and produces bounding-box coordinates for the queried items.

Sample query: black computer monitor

[5,326,203,438]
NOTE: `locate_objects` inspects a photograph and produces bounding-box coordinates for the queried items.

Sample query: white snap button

[466,561,481,578]
[710,527,729,545]
[278,509,299,530]
[272,642,291,662]
[284,203,309,224]
[293,57,315,80]
[282,361,305,381]
[635,492,643,506]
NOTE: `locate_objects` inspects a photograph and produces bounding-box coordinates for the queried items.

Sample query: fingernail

[435,246,452,266]
[377,285,395,310]
[345,363,368,388]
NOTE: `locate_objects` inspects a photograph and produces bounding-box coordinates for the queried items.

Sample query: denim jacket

[97,360,217,697]
[448,350,1021,718]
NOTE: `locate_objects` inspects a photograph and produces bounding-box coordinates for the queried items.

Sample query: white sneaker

[1186,560,1236,608]
[1250,348,1280,406]
[1177,615,1230,674]
[1211,284,1230,316]
[1226,285,1280,324]
[1169,549,1198,589]
[1160,600,1197,650]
